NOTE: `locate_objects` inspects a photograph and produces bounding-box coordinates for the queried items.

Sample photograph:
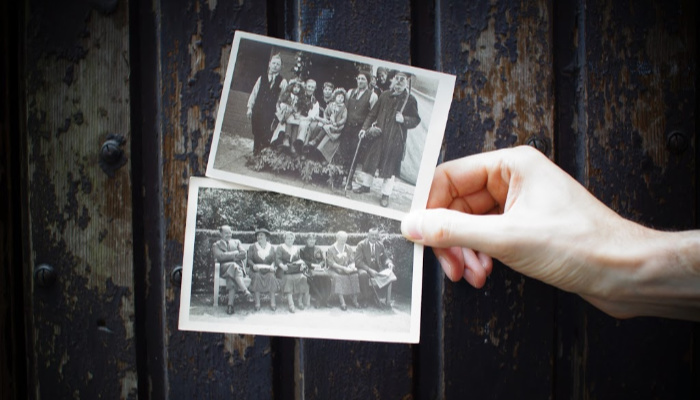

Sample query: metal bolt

[34,264,56,288]
[171,266,183,287]
[526,136,548,155]
[100,139,123,165]
[667,131,689,155]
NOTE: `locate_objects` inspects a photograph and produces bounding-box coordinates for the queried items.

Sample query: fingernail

[401,212,423,241]
[438,257,452,278]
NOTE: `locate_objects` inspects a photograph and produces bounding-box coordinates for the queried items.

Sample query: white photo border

[206,31,455,221]
[179,177,424,344]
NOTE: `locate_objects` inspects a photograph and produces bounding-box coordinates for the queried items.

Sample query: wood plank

[555,0,697,397]
[154,0,274,397]
[294,1,416,398]
[23,0,137,398]
[438,0,557,398]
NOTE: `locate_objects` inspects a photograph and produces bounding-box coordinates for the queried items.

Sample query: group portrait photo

[179,178,422,344]
[207,31,455,220]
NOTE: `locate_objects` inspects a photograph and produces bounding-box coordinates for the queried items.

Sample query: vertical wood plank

[23,0,137,398]
[295,1,415,399]
[555,0,697,397]
[438,0,557,398]
[155,0,275,397]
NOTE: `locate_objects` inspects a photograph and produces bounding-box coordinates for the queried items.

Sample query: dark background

[1,0,697,399]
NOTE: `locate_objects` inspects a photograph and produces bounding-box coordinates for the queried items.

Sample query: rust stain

[223,334,256,363]
[459,0,554,155]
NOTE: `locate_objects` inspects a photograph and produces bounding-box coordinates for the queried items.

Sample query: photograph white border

[179,177,424,344]
[206,31,455,221]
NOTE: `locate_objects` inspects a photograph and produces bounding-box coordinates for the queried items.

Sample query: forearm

[588,228,700,321]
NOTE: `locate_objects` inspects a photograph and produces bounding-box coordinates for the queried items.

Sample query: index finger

[427,150,512,212]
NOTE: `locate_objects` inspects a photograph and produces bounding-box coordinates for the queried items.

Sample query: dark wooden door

[3,0,697,398]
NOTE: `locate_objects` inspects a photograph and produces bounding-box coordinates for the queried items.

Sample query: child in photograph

[271,79,304,150]
[305,88,348,163]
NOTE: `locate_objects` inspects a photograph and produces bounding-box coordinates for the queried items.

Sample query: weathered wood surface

[12,0,698,398]
[154,1,274,398]
[555,0,697,398]
[22,0,137,398]
[438,0,557,398]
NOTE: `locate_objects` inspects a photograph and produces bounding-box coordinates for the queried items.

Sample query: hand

[395,112,404,123]
[401,146,700,321]
[246,109,252,120]
[359,130,366,139]
[369,270,377,278]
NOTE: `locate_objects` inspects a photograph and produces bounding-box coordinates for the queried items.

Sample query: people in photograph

[353,70,421,207]
[318,82,335,115]
[270,79,304,151]
[327,231,361,311]
[305,88,348,163]
[337,71,379,187]
[247,54,288,155]
[211,225,254,315]
[300,234,332,308]
[373,67,391,95]
[355,228,396,309]
[247,228,280,311]
[292,79,320,153]
[276,232,310,313]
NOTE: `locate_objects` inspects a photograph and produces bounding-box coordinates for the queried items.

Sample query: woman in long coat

[248,228,280,311]
[326,230,361,311]
[276,232,310,313]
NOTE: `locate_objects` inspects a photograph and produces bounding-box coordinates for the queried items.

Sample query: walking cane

[344,135,363,195]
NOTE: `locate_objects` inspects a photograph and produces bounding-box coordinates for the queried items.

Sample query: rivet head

[667,131,689,155]
[34,264,56,288]
[100,139,124,165]
[526,136,549,155]
[171,266,183,287]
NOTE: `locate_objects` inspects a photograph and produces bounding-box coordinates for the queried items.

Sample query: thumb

[401,208,508,256]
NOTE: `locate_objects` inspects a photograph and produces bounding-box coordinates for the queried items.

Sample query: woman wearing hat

[247,228,281,311]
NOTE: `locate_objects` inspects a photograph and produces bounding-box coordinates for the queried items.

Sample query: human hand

[401,146,700,320]
[395,112,404,123]
[359,130,366,139]
[246,109,252,120]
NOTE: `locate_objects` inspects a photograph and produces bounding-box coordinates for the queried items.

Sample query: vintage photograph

[179,177,423,343]
[206,31,455,220]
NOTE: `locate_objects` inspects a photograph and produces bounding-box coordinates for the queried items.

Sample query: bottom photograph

[179,177,423,343]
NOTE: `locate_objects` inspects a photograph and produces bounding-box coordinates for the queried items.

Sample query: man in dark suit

[355,228,397,309]
[246,54,288,155]
[212,225,253,314]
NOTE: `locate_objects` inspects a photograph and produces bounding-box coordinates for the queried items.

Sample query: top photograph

[207,32,456,220]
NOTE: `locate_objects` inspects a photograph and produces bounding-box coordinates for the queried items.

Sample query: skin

[356,74,369,91]
[323,85,333,101]
[401,146,700,321]
[305,80,316,96]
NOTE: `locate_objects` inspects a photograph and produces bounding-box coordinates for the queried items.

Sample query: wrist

[592,227,700,321]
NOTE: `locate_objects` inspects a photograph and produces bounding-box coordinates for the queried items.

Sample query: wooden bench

[213,244,357,307]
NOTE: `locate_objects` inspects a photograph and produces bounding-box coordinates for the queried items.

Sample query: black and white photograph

[206,31,455,220]
[179,177,423,343]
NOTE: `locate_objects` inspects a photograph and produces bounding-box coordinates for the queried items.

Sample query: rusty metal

[667,131,689,155]
[526,136,549,156]
[99,134,127,176]
[170,266,182,287]
[33,264,56,288]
